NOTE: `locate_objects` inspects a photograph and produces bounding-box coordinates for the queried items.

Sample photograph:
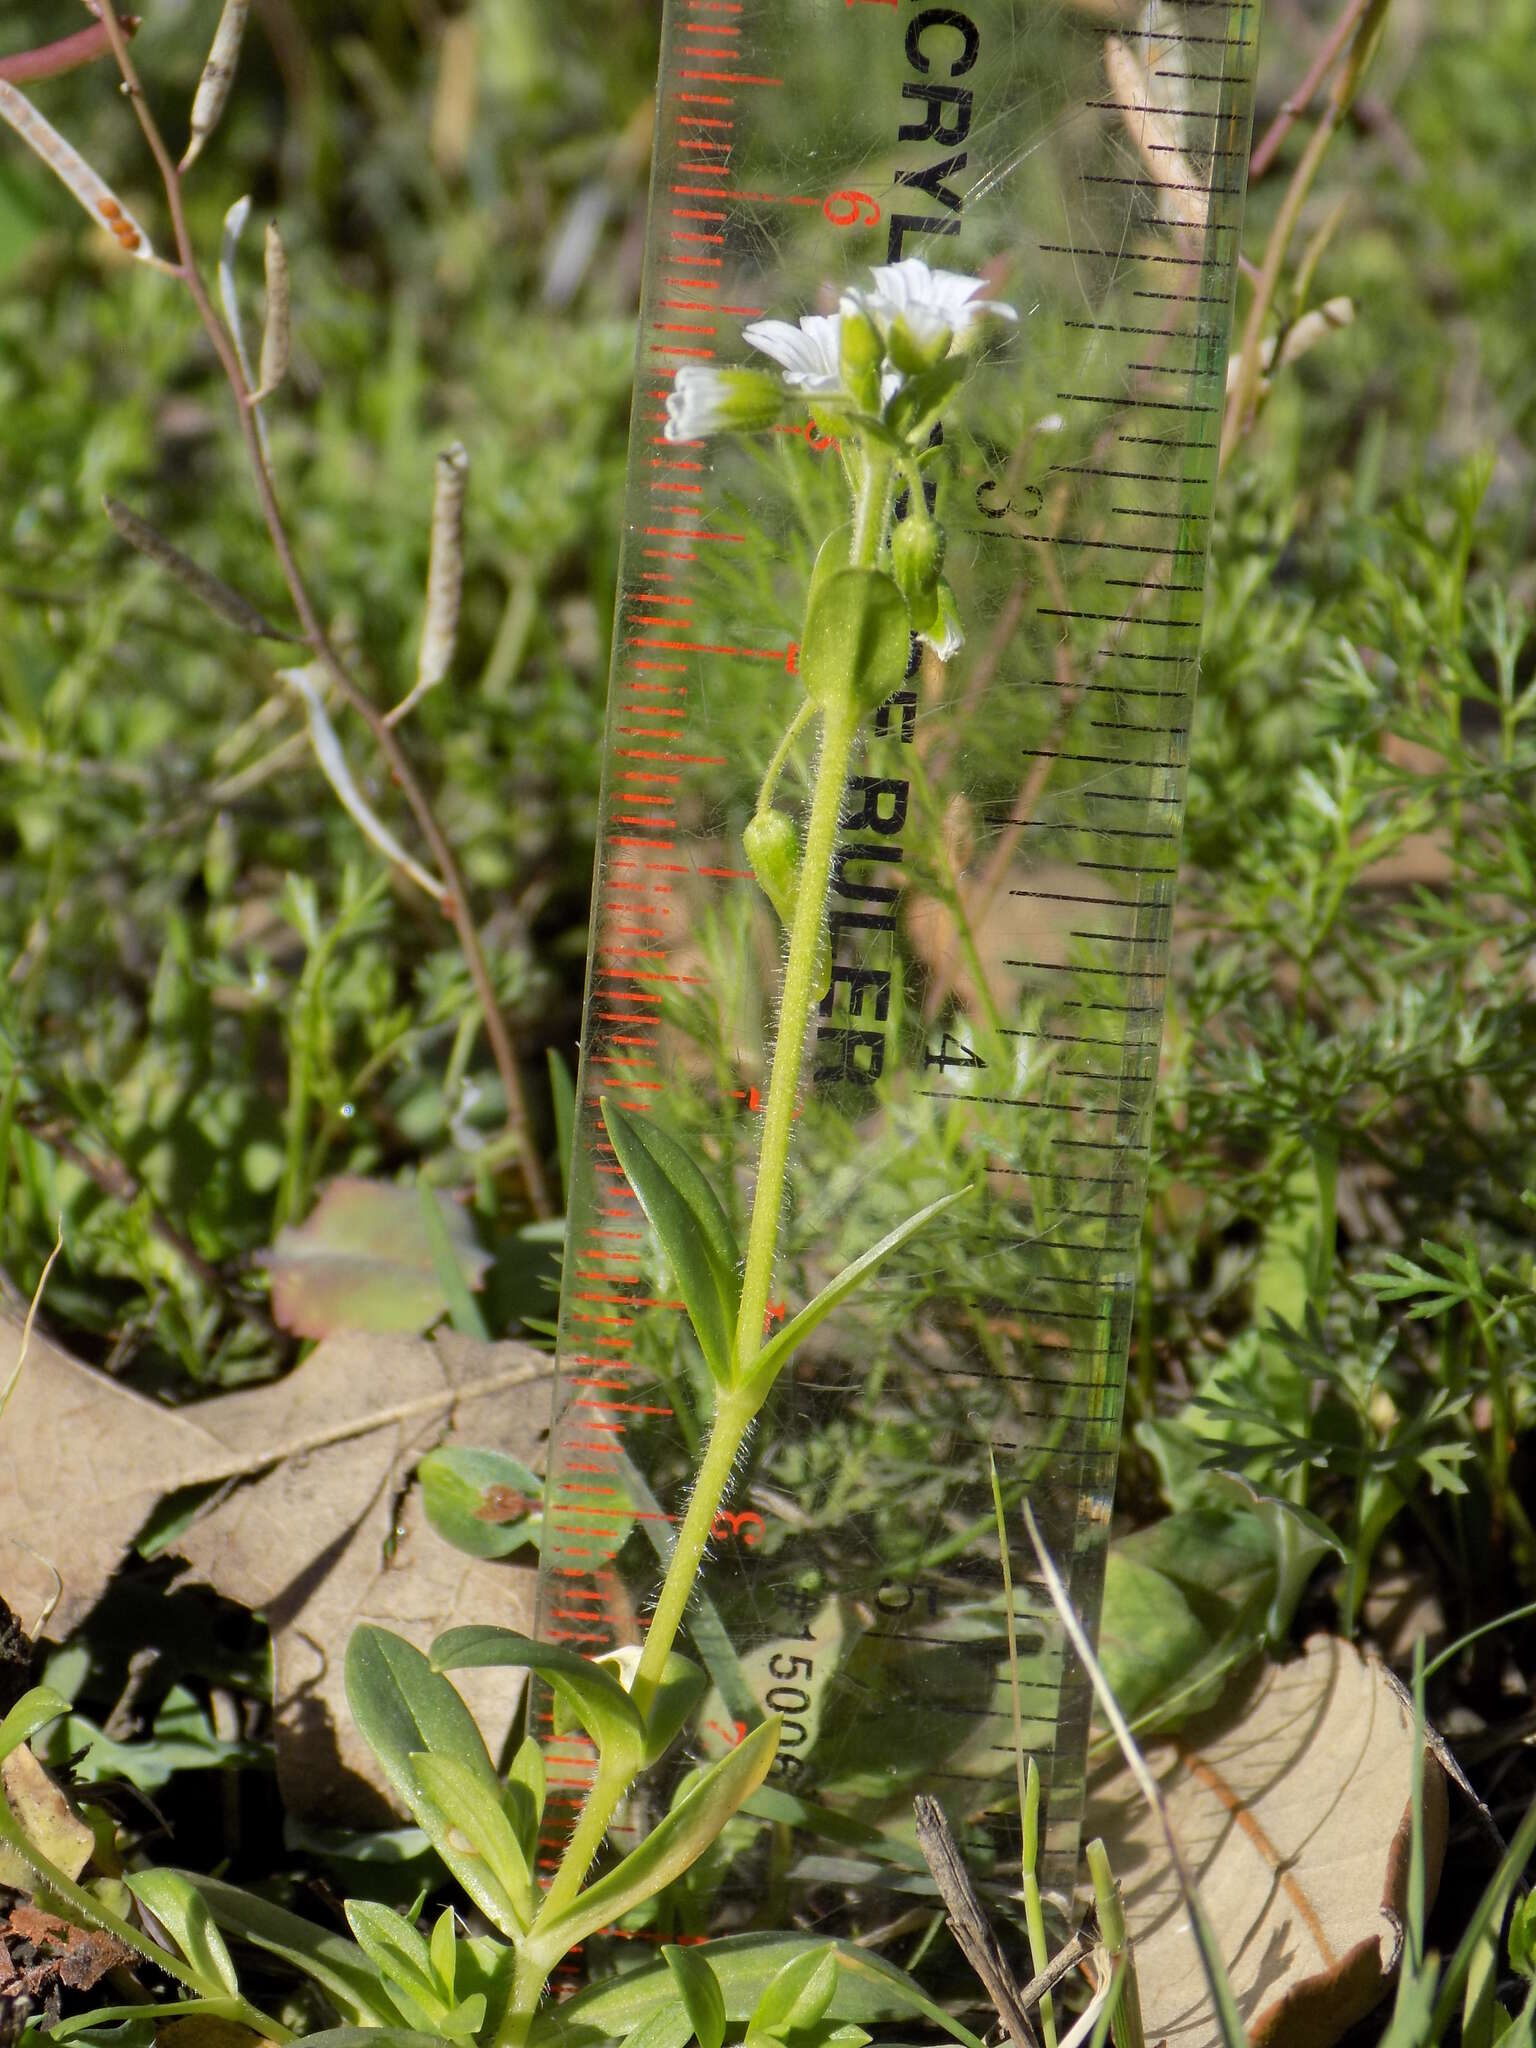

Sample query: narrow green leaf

[409,1752,537,1930]
[428,1909,457,2001]
[531,1934,987,2048]
[0,1686,70,1764]
[505,1734,546,1857]
[665,1945,727,2048]
[344,1901,439,2016]
[532,1720,780,1969]
[126,1872,239,1997]
[548,1048,577,1208]
[345,1627,523,1937]
[745,1188,968,1394]
[50,2002,241,2044]
[431,1624,644,1769]
[602,1098,739,1384]
[749,1949,839,2041]
[418,1181,489,1340]
[179,1874,395,2025]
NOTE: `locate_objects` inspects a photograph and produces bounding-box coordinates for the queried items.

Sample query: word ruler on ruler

[535,0,1260,1955]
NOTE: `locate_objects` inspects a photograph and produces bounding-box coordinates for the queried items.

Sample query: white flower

[842,258,1018,353]
[664,364,781,443]
[598,1644,644,1692]
[742,312,847,393]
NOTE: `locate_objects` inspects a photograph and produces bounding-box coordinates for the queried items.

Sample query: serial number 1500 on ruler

[538,0,1258,1939]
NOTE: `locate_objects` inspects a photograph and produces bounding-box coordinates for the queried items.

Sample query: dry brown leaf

[0,1747,94,1888]
[172,1330,547,1822]
[0,1317,550,1822]
[0,1317,239,1638]
[1087,1635,1448,2048]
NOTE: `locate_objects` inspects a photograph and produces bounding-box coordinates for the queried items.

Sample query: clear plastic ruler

[535,0,1259,1954]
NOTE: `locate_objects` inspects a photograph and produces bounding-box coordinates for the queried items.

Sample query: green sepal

[409,1752,537,1931]
[529,1720,780,1972]
[429,1625,645,1773]
[641,1651,710,1765]
[745,1187,969,1396]
[885,355,969,442]
[664,1945,727,2048]
[745,809,802,931]
[602,1097,740,1387]
[125,1872,240,1998]
[799,567,911,717]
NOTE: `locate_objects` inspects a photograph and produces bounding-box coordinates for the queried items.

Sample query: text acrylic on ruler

[536,0,1258,1963]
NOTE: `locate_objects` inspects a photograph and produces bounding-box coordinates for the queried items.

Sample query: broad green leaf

[418,1445,542,1560]
[505,1734,546,1856]
[346,1628,500,1799]
[0,1687,69,1763]
[665,1944,726,2048]
[602,1099,738,1385]
[410,1751,537,1930]
[440,1996,487,2040]
[265,1176,493,1338]
[532,1719,780,1969]
[1097,1507,1275,1736]
[531,1934,987,2048]
[430,1625,644,1769]
[345,1900,440,2021]
[624,2010,694,2048]
[178,1873,396,2025]
[345,1627,523,1935]
[799,567,912,717]
[429,1907,457,2000]
[745,1188,968,1394]
[749,1948,839,2039]
[636,1650,708,1765]
[126,1871,239,1997]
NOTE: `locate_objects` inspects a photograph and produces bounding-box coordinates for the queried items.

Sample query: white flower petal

[665,366,733,442]
[845,257,1017,345]
[743,312,845,391]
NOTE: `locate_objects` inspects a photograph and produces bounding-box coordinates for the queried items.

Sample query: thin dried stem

[95,9,553,1219]
[1249,0,1374,180]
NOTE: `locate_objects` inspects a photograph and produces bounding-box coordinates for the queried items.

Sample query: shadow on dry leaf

[0,1317,551,1823]
[1087,1634,1448,2048]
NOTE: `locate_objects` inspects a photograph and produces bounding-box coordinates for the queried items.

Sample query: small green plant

[0,14,1009,2021]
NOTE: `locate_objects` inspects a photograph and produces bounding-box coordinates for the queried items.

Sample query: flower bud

[887,314,953,376]
[744,807,801,929]
[838,306,884,414]
[665,366,783,444]
[891,507,945,624]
